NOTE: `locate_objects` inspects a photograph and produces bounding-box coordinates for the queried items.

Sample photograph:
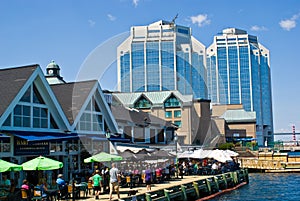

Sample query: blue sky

[0,0,300,136]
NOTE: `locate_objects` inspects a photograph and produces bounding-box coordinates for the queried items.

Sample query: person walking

[109,163,120,201]
[145,167,152,192]
[92,170,102,200]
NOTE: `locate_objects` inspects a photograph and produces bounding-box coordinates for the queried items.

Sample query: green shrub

[218,142,235,150]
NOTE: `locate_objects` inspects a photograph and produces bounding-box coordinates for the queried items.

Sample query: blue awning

[0,133,10,141]
[79,134,108,141]
[0,133,10,139]
[108,137,131,143]
[10,131,79,142]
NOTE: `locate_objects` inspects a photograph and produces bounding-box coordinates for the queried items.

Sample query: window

[9,83,59,129]
[78,97,104,132]
[134,97,151,109]
[164,95,181,108]
[165,111,172,118]
[3,114,11,126]
[13,105,30,127]
[174,110,181,118]
[177,28,189,35]
[33,107,48,128]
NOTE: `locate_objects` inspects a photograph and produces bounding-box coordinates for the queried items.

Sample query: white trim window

[78,97,104,132]
[3,83,59,129]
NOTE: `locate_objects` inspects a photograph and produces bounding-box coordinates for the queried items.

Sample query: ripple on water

[208,173,300,201]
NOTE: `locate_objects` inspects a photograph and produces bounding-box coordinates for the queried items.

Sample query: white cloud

[279,13,300,31]
[133,0,139,7]
[107,14,116,21]
[250,25,268,31]
[88,19,96,27]
[190,14,211,27]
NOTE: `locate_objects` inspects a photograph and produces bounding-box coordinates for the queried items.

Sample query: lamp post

[174,133,178,179]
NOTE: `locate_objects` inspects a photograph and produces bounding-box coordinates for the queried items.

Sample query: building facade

[117,20,208,99]
[0,63,120,185]
[211,104,257,143]
[206,28,273,146]
[112,91,215,146]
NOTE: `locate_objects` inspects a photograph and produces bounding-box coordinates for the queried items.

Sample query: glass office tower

[117,20,207,99]
[207,28,273,146]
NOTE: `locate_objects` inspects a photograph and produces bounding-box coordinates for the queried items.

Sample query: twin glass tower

[117,21,273,146]
[117,20,207,99]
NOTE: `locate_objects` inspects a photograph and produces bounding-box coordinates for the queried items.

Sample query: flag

[177,142,182,152]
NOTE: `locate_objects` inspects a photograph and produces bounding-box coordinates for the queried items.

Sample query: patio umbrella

[84,152,123,163]
[21,156,63,170]
[0,159,23,172]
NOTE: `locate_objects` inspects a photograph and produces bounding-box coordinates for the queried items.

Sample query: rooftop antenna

[171,13,178,24]
[169,14,178,29]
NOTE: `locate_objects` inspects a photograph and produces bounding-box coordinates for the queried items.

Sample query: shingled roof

[50,80,97,124]
[111,104,175,128]
[220,109,256,123]
[0,64,39,116]
[113,91,193,107]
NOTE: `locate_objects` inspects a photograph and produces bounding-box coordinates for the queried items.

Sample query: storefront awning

[10,131,79,142]
[108,137,131,143]
[0,133,10,139]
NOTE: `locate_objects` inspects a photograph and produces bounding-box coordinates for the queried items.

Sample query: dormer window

[164,95,181,108]
[134,96,151,109]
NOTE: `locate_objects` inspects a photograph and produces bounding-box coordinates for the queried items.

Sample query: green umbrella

[84,152,123,163]
[21,156,63,170]
[0,159,23,172]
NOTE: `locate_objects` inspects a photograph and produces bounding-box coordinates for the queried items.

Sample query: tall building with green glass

[207,28,273,146]
[117,20,207,99]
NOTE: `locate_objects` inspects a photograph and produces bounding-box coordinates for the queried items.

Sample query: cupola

[45,60,66,85]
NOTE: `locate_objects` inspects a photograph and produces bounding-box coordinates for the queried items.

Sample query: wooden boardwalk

[76,175,210,201]
[71,169,248,201]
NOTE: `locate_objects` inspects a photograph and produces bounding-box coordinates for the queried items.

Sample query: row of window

[165,110,181,118]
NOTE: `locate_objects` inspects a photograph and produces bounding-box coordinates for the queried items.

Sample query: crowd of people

[0,156,240,200]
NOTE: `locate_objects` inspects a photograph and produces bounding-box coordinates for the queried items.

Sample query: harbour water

[209,173,300,201]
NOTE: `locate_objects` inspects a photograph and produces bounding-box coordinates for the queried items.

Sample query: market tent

[223,149,239,157]
[119,150,138,160]
[21,156,63,170]
[207,149,233,163]
[152,150,175,158]
[0,159,23,172]
[178,150,194,159]
[189,149,212,159]
[84,152,123,163]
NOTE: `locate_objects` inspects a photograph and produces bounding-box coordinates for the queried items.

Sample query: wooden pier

[114,169,249,201]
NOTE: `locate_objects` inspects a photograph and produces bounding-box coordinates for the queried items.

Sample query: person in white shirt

[211,162,219,175]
